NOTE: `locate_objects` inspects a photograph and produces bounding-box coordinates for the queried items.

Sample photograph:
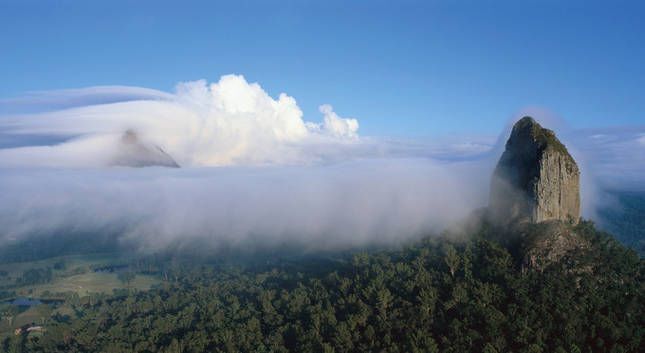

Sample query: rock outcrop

[519,221,590,272]
[489,117,580,225]
[110,130,180,168]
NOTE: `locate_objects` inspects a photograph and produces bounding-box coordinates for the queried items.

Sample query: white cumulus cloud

[316,104,359,139]
[0,74,360,167]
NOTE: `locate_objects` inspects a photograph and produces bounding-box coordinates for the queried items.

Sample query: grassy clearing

[1,253,160,297]
[14,271,159,297]
[0,253,162,339]
[0,304,52,339]
[0,253,125,286]
[0,253,123,279]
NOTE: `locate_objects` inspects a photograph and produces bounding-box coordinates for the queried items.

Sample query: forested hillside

[3,221,642,353]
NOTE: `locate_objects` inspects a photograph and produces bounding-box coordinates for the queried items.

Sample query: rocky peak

[489,117,580,225]
[110,129,180,168]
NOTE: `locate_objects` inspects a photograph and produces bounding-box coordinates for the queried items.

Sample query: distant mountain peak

[110,129,180,168]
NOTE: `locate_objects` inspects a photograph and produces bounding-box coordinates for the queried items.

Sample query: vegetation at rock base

[1,221,642,353]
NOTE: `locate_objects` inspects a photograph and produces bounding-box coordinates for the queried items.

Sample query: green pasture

[14,271,159,297]
[0,253,122,280]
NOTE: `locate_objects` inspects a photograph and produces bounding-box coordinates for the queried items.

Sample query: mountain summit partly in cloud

[0,75,360,168]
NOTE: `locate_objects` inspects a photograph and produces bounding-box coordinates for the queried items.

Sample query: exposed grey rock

[489,117,580,225]
[110,130,180,168]
[520,221,590,272]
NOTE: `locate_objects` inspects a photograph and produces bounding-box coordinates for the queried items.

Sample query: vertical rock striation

[489,117,580,225]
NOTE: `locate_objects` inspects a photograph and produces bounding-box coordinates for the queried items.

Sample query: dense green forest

[2,220,642,353]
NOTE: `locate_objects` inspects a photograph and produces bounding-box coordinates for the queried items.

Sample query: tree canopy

[2,221,643,353]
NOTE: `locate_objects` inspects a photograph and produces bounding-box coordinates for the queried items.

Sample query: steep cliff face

[489,117,580,224]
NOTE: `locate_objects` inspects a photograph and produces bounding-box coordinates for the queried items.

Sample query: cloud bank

[0,74,360,168]
[0,75,644,252]
[0,160,488,252]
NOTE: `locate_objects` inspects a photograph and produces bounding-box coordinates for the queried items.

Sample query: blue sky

[1,0,644,136]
